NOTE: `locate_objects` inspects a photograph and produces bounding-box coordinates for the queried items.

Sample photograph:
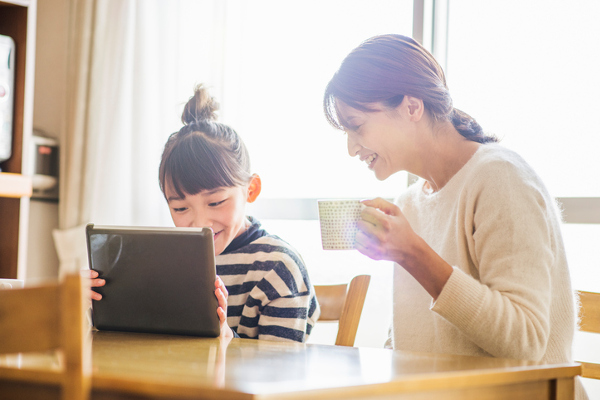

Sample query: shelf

[0,172,32,198]
[0,1,31,7]
[0,0,35,279]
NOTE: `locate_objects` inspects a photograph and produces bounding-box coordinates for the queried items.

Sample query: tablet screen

[86,224,220,337]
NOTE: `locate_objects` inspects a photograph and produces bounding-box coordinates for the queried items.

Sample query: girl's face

[336,98,419,181]
[165,184,250,256]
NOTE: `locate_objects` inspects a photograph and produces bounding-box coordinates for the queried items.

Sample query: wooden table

[0,330,581,400]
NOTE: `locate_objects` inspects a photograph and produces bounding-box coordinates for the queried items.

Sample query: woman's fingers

[358,208,392,242]
[355,198,415,264]
[361,197,400,216]
[355,229,384,260]
[360,198,401,229]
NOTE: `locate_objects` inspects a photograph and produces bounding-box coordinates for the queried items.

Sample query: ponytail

[450,108,497,144]
[181,84,219,125]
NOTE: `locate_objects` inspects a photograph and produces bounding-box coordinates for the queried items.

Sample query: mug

[317,199,364,250]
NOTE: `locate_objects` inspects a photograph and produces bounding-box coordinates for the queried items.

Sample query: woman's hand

[87,269,105,301]
[215,276,233,339]
[356,197,453,300]
[355,197,417,264]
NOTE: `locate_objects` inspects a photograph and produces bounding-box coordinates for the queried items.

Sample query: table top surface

[0,330,581,399]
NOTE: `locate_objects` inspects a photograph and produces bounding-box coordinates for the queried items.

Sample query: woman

[324,34,586,399]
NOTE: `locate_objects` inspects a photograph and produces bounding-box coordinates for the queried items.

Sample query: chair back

[576,290,600,380]
[314,275,370,346]
[0,274,91,400]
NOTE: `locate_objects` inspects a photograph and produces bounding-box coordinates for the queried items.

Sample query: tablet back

[86,224,220,337]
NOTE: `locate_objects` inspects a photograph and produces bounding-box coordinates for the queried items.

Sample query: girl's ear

[246,174,262,203]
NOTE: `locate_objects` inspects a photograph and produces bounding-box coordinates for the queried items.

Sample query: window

[446,0,600,198]
[218,0,415,347]
[221,0,413,200]
[446,1,600,396]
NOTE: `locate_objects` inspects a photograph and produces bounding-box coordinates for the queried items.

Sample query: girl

[323,34,586,399]
[91,84,320,342]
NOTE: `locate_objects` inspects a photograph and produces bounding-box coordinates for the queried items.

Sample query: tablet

[86,224,220,337]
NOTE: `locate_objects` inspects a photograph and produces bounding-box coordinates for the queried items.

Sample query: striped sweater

[216,217,320,342]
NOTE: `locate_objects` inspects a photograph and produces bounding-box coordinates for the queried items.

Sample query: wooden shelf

[0,0,36,279]
[0,172,32,198]
[0,1,31,7]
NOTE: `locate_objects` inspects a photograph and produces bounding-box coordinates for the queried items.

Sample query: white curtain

[54,0,230,277]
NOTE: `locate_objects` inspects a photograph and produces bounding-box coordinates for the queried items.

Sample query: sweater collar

[221,216,267,254]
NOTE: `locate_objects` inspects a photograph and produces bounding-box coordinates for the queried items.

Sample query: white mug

[317,199,365,250]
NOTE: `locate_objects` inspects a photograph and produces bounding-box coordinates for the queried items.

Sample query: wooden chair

[576,290,600,380]
[314,274,371,346]
[0,274,91,400]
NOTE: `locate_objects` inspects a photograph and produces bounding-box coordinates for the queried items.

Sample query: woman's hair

[159,84,252,199]
[323,34,497,144]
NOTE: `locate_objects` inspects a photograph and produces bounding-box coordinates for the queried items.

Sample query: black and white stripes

[217,234,320,342]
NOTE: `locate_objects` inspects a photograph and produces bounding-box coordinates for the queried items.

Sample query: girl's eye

[209,199,226,207]
[172,207,187,213]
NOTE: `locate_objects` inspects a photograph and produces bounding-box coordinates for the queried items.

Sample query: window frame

[252,0,600,226]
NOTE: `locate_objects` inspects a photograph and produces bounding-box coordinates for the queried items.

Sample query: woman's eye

[209,199,226,207]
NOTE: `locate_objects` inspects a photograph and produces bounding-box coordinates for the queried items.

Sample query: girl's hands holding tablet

[88,269,105,301]
[215,275,233,339]
[88,268,233,339]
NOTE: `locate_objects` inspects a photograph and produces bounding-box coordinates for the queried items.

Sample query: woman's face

[165,184,249,256]
[336,99,418,181]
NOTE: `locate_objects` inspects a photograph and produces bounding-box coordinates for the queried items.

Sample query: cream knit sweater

[390,144,586,399]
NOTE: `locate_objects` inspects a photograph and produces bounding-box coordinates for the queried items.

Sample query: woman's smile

[365,153,378,168]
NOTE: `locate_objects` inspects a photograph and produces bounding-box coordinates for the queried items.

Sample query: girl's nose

[191,213,212,228]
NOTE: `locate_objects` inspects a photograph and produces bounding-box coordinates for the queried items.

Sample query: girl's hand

[355,197,417,264]
[215,276,233,339]
[86,269,105,301]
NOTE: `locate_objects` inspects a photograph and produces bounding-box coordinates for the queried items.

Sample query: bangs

[161,133,242,199]
[324,85,372,131]
[324,84,393,131]
[323,91,344,131]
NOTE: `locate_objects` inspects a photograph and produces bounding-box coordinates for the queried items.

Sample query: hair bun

[181,84,219,125]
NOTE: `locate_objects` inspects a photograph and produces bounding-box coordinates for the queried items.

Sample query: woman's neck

[415,121,481,193]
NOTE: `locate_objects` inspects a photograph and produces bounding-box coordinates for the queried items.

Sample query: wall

[26,0,68,283]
